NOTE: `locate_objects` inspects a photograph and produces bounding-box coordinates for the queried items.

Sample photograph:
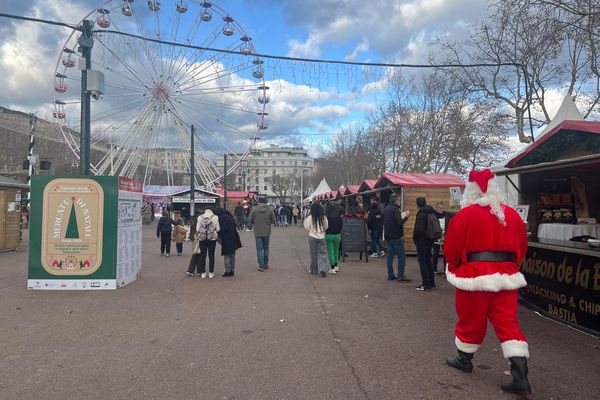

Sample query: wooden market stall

[496,120,600,336]
[373,173,465,253]
[0,176,28,252]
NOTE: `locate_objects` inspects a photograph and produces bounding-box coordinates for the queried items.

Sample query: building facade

[217,144,314,204]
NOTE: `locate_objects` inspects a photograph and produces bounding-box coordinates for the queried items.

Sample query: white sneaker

[371,253,378,258]
[334,266,339,272]
[208,273,214,279]
[328,269,336,274]
[201,273,207,279]
[378,251,385,257]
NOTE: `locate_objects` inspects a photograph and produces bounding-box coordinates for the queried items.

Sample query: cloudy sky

[1,0,524,160]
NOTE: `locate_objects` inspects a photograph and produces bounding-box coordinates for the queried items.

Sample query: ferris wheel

[53,0,269,186]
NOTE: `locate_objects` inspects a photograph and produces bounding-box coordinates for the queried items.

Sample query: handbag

[193,240,201,254]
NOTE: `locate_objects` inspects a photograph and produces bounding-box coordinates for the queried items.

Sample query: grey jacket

[249,204,276,237]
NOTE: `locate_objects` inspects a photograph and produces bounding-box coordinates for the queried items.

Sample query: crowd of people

[149,168,532,395]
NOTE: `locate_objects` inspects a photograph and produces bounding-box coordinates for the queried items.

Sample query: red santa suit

[444,169,529,359]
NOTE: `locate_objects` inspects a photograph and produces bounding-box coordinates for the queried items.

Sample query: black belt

[467,251,516,262]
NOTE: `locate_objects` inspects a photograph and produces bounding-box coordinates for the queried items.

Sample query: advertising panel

[28,176,141,290]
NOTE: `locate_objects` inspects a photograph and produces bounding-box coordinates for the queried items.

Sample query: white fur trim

[455,337,480,353]
[446,269,527,292]
[501,340,529,359]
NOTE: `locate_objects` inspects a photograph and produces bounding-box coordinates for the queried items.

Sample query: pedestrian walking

[280,204,292,227]
[186,216,201,277]
[304,202,329,277]
[367,199,384,258]
[172,218,187,256]
[292,205,300,225]
[325,199,344,274]
[382,194,411,281]
[196,207,220,278]
[413,197,441,291]
[249,197,276,271]
[234,202,245,230]
[444,169,531,395]
[215,208,242,277]
[156,210,176,257]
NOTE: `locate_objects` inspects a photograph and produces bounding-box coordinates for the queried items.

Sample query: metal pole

[223,154,228,210]
[242,171,246,192]
[78,20,93,175]
[190,125,195,217]
[300,170,304,205]
[27,113,36,185]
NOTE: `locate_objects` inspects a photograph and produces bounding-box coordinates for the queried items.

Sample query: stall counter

[537,223,600,242]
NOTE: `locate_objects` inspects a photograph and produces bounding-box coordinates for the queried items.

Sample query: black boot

[230,271,234,277]
[446,350,474,373]
[222,272,230,277]
[501,357,531,395]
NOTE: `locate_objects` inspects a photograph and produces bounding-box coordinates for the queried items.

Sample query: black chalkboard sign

[341,217,368,262]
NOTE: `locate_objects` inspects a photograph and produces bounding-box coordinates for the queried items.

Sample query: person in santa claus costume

[444,168,531,395]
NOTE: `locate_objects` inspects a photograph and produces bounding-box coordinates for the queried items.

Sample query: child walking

[172,219,187,256]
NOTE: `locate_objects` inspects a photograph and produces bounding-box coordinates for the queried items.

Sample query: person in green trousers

[325,200,344,274]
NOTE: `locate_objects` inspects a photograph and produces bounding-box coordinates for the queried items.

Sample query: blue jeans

[386,238,406,279]
[255,236,270,268]
[371,229,382,253]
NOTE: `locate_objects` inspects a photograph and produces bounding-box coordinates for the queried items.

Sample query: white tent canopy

[304,178,332,203]
[492,95,583,207]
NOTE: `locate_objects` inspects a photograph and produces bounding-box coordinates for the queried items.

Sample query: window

[293,168,297,173]
[302,161,307,165]
[263,169,267,174]
[255,186,259,191]
[272,160,277,165]
[264,185,268,191]
[281,160,285,165]
[294,161,298,165]
[264,161,268,165]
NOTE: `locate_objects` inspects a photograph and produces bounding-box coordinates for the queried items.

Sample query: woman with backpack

[156,210,176,257]
[304,202,329,277]
[195,207,220,278]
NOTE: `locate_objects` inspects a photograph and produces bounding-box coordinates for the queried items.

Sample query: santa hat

[468,169,495,193]
[462,168,506,224]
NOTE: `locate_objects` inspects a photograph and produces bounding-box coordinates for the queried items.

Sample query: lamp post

[300,169,308,205]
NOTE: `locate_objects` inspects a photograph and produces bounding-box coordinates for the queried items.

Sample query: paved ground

[1,224,598,400]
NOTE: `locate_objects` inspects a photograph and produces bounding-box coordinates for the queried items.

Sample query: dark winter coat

[217,212,242,256]
[367,205,384,231]
[325,203,344,234]
[413,205,436,245]
[383,203,408,241]
[156,216,175,236]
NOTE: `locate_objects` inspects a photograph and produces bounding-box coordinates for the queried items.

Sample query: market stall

[169,188,221,223]
[373,173,465,253]
[0,176,28,252]
[498,120,600,336]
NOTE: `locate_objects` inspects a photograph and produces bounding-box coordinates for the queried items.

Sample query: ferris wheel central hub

[151,81,171,100]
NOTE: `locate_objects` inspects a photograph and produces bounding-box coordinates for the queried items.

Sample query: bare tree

[266,173,293,204]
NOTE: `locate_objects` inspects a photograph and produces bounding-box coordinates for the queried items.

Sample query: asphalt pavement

[0,224,598,400]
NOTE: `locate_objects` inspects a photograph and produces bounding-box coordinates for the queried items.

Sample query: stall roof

[344,185,360,195]
[358,179,377,192]
[374,173,465,188]
[505,120,600,168]
[213,188,257,199]
[171,188,220,197]
[0,175,28,189]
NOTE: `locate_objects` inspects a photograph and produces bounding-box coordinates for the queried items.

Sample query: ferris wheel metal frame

[52,0,269,187]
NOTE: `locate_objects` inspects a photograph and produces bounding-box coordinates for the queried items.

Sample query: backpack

[424,213,443,240]
[198,216,218,241]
